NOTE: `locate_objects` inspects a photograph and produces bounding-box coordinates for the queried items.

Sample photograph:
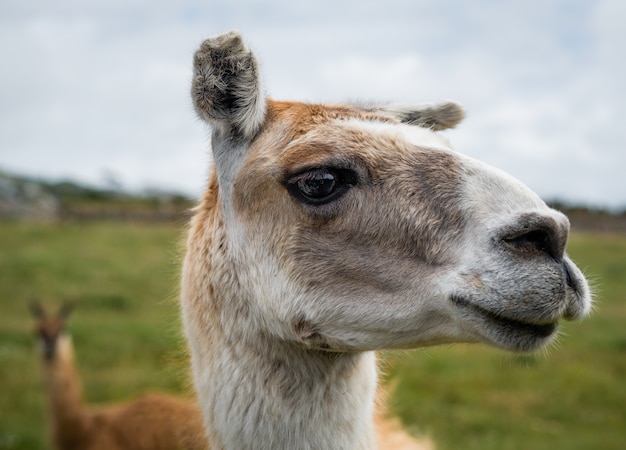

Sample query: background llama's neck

[43,335,89,443]
[191,328,379,449]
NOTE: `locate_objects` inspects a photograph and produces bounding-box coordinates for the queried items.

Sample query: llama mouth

[450,295,558,345]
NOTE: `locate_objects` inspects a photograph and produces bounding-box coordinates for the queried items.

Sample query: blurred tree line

[0,170,193,222]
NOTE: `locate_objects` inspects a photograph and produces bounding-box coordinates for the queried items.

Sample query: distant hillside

[0,170,194,222]
[1,169,624,230]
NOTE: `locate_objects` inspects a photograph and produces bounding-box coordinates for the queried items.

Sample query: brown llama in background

[31,302,207,450]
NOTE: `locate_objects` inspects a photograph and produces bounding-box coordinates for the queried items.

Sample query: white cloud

[315,55,427,102]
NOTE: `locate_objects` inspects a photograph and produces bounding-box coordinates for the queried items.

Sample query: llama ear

[191,31,266,140]
[372,101,465,130]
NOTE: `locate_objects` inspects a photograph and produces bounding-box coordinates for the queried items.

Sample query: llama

[31,302,207,450]
[180,31,592,450]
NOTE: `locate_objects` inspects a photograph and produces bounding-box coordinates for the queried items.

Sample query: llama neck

[190,325,379,450]
[183,188,378,449]
[43,335,88,441]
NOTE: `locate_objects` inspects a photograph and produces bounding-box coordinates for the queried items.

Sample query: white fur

[338,117,452,152]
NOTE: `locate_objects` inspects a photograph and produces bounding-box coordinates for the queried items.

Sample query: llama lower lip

[450,295,558,339]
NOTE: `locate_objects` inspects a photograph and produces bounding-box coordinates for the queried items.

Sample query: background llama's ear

[191,31,266,140]
[58,302,74,321]
[29,299,46,319]
[371,101,465,130]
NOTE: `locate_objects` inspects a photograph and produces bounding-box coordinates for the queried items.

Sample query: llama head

[188,31,591,354]
[31,301,73,360]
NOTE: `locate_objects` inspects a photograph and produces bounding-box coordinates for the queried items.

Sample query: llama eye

[297,169,336,199]
[285,168,356,205]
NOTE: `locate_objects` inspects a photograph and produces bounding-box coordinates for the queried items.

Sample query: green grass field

[0,222,624,449]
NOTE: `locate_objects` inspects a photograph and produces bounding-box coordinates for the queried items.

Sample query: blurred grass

[0,222,192,449]
[0,222,624,449]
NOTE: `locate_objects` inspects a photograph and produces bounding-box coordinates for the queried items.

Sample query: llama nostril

[503,229,554,258]
[501,214,567,261]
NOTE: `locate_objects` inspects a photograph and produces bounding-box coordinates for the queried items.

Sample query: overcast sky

[1,0,624,208]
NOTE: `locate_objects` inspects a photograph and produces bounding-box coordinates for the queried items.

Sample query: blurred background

[1,1,624,449]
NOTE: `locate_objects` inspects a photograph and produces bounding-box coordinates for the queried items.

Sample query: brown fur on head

[31,301,73,360]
